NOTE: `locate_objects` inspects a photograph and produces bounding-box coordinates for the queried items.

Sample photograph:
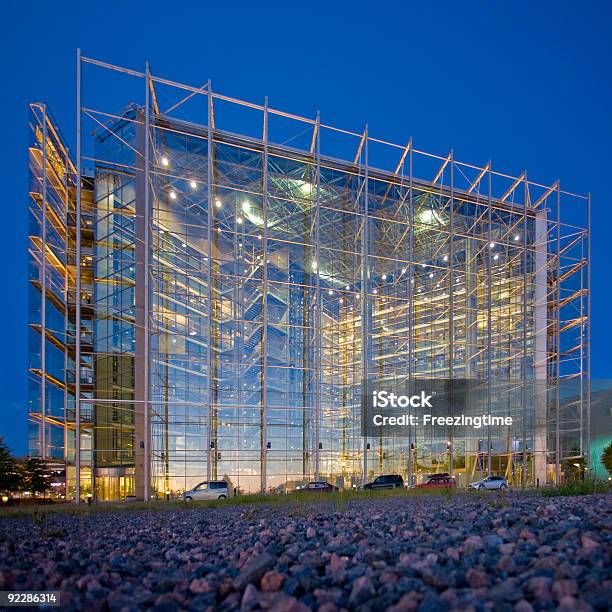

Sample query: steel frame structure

[26,52,590,500]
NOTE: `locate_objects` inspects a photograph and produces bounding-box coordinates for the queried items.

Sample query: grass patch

[0,487,468,520]
[542,478,611,497]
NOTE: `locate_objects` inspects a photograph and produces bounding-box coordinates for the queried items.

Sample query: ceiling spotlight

[429,273,434,278]
[382,274,387,281]
[169,191,177,200]
[190,180,197,190]
[514,235,520,241]
[443,255,448,262]
[215,199,222,208]
[161,157,169,166]
[489,242,495,248]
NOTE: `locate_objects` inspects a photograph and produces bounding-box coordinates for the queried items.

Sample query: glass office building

[27,54,590,500]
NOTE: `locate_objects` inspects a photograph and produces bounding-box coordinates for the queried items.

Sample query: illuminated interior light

[237,217,243,224]
[429,273,434,278]
[169,191,177,200]
[443,255,448,262]
[410,279,414,284]
[489,242,495,248]
[373,289,378,294]
[339,298,343,304]
[242,201,250,213]
[161,157,169,166]
[421,263,426,268]
[311,261,317,270]
[190,180,197,189]
[181,243,186,248]
[215,199,222,208]
[382,274,387,281]
[189,331,197,336]
[494,254,499,260]
[401,268,406,274]
[514,234,520,241]
[345,285,350,290]
[328,290,333,295]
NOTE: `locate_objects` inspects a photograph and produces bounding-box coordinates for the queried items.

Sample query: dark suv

[362,474,404,490]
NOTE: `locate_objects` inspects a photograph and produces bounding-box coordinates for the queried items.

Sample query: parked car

[292,481,339,493]
[182,481,229,501]
[468,476,508,491]
[362,474,405,490]
[414,473,456,489]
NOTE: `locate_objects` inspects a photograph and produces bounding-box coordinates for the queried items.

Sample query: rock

[233,552,276,590]
[241,583,261,610]
[580,534,599,549]
[463,535,484,550]
[348,575,375,606]
[514,600,534,612]
[329,553,346,573]
[466,568,488,588]
[387,592,419,612]
[551,579,578,602]
[269,596,311,612]
[306,527,316,539]
[189,577,214,594]
[261,570,284,592]
[525,576,552,604]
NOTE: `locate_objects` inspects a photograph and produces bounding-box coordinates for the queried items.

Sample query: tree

[0,437,21,495]
[20,457,50,496]
[602,442,612,478]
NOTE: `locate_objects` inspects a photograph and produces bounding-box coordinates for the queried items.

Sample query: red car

[414,473,456,489]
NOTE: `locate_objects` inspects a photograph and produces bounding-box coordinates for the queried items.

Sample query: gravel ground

[0,493,610,611]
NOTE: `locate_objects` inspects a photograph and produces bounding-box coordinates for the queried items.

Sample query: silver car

[468,476,508,491]
[182,481,229,501]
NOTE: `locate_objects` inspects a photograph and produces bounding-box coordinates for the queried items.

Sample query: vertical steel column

[261,98,269,493]
[555,185,561,485]
[448,151,454,476]
[143,63,152,501]
[522,174,529,487]
[206,81,213,482]
[314,112,321,481]
[407,140,414,487]
[41,106,48,461]
[63,150,70,468]
[486,165,492,477]
[75,49,82,503]
[361,126,370,483]
[586,193,591,471]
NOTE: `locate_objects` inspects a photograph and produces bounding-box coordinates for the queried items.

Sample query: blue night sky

[1,1,610,455]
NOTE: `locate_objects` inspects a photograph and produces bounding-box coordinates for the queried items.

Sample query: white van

[182,481,229,501]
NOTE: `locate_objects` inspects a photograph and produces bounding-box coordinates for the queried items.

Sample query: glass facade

[27,57,590,500]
